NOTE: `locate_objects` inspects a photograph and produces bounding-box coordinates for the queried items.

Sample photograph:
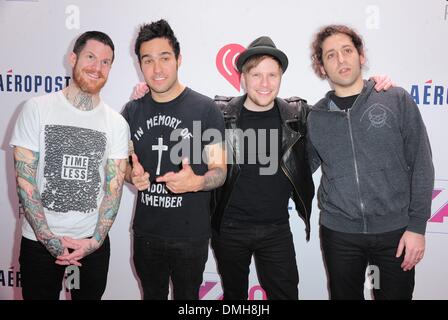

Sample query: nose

[260,74,269,87]
[90,59,102,72]
[337,51,345,64]
[153,60,162,73]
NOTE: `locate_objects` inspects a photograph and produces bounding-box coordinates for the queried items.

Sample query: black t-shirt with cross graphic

[122,88,225,240]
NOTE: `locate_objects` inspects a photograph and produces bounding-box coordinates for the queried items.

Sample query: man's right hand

[52,237,83,266]
[39,235,82,266]
[131,153,150,191]
[132,82,149,100]
[41,236,65,258]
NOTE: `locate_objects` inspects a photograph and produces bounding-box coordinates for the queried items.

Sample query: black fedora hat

[236,36,288,73]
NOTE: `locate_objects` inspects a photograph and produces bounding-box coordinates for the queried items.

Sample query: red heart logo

[216,44,245,91]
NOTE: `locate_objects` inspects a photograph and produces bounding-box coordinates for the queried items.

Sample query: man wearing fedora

[210,36,314,300]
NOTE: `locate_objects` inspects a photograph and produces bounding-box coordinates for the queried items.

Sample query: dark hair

[311,25,364,79]
[73,31,115,62]
[134,19,180,61]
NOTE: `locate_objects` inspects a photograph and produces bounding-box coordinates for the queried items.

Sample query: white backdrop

[1,0,447,300]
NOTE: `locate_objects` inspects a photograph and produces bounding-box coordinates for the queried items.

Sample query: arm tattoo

[203,167,226,191]
[202,142,226,191]
[93,159,127,246]
[14,147,64,257]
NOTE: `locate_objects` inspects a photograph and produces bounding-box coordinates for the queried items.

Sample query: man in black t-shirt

[123,19,226,300]
[210,36,314,300]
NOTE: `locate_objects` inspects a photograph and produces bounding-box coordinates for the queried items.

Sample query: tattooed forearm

[202,142,226,191]
[93,159,127,246]
[14,147,64,257]
[202,167,226,191]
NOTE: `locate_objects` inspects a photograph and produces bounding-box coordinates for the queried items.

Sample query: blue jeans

[19,236,110,300]
[211,222,299,300]
[320,226,415,300]
[133,235,208,300]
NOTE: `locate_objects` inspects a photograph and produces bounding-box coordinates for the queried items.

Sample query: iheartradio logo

[216,44,245,91]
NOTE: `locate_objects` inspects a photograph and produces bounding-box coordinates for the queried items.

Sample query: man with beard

[209,37,313,299]
[10,31,130,300]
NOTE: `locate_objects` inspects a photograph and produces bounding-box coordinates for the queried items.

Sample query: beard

[247,94,275,107]
[73,64,107,94]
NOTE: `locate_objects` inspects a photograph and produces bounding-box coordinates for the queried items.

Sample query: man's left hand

[156,158,203,193]
[55,237,100,266]
[396,231,425,271]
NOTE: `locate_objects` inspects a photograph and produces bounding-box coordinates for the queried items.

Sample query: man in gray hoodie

[307,25,434,300]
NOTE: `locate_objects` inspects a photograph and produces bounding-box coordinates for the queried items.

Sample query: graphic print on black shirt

[122,88,225,239]
[136,112,188,210]
[41,125,106,213]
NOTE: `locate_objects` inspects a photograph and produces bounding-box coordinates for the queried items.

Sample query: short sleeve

[10,99,40,152]
[121,103,130,123]
[203,101,225,146]
[109,114,130,159]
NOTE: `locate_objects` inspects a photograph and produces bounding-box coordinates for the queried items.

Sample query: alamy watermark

[364,265,380,290]
[65,265,80,290]
[145,121,281,176]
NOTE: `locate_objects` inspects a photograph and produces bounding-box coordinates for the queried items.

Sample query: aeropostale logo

[0,69,70,93]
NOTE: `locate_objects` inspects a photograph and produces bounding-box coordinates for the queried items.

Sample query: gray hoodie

[307,80,434,235]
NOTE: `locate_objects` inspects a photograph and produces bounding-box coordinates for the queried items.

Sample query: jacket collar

[313,79,376,111]
[222,95,246,119]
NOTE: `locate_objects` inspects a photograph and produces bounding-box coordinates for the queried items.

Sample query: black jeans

[320,226,415,300]
[211,222,299,300]
[19,236,110,300]
[133,235,209,300]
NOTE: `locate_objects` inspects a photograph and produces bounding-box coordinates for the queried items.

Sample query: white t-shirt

[10,91,130,241]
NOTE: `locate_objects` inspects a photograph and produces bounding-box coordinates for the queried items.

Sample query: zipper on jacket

[280,130,309,225]
[347,105,367,233]
[220,116,240,215]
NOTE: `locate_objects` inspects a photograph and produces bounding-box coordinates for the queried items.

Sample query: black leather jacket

[211,95,315,240]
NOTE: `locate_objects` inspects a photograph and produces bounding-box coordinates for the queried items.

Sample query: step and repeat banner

[1,0,447,299]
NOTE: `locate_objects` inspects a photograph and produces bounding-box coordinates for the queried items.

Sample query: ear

[240,74,246,91]
[319,65,327,77]
[360,52,366,66]
[69,52,77,68]
[177,53,182,68]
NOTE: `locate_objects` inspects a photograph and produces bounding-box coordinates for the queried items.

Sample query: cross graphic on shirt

[152,137,168,175]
